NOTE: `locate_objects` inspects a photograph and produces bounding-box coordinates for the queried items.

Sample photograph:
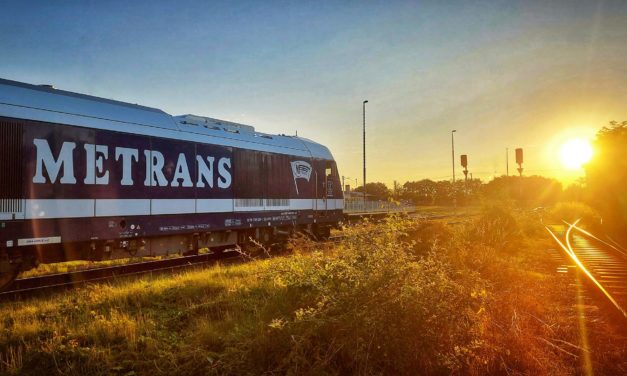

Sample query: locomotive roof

[0,78,333,160]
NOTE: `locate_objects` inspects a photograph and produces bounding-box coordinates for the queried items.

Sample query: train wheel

[209,245,230,255]
[85,242,105,262]
[183,234,200,256]
[237,237,267,259]
[269,240,288,254]
[0,262,19,291]
[312,225,331,241]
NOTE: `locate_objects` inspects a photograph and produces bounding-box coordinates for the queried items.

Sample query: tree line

[354,120,627,236]
[354,175,562,208]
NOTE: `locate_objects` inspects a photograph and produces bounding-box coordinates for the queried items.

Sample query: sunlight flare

[559,138,593,170]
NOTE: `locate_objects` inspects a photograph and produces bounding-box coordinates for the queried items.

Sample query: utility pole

[506,148,509,176]
[363,100,368,203]
[451,130,457,183]
[451,130,457,208]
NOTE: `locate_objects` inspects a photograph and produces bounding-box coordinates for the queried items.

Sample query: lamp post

[451,130,457,183]
[451,130,457,208]
[363,100,368,204]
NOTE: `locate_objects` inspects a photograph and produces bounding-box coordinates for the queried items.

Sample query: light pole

[451,129,457,208]
[363,100,368,203]
[451,130,457,183]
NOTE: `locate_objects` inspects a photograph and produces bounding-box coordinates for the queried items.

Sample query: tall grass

[549,201,602,229]
[210,217,486,374]
[1,208,619,375]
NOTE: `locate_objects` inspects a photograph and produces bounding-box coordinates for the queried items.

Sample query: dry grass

[0,209,623,375]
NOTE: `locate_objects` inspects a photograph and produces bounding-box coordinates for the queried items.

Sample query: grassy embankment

[0,206,624,375]
[18,206,477,279]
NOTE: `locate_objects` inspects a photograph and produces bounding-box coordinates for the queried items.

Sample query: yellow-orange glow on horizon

[559,138,593,170]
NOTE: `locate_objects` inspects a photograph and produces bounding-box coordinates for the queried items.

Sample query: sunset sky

[2,1,626,187]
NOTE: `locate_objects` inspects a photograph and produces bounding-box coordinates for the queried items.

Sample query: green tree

[434,181,454,205]
[482,175,562,207]
[402,179,437,204]
[585,121,627,232]
[562,178,587,203]
[354,182,391,201]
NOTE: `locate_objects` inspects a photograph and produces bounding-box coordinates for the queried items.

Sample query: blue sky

[2,1,627,186]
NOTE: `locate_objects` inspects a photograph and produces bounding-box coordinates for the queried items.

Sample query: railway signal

[515,148,524,200]
[515,148,523,176]
[460,154,470,198]
[460,154,469,180]
[515,148,523,164]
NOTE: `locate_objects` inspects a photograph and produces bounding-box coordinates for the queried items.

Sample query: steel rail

[0,251,239,299]
[0,235,345,299]
[0,217,437,299]
[561,220,627,258]
[546,221,627,320]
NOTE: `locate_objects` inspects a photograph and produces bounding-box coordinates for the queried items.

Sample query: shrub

[549,202,601,229]
[405,220,453,255]
[469,205,519,249]
[212,217,487,375]
[1,212,601,375]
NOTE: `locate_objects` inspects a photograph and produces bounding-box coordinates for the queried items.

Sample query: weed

[0,210,621,375]
[550,202,602,229]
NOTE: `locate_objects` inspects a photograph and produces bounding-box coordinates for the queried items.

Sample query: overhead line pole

[451,129,457,209]
[363,100,368,204]
[451,130,457,183]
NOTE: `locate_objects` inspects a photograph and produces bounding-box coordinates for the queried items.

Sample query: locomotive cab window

[325,161,332,178]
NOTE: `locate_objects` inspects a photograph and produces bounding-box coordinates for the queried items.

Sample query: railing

[343,200,416,215]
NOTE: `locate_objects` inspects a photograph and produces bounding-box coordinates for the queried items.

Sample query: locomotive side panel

[0,119,24,221]
[24,119,95,200]
[1,117,342,252]
[94,128,150,201]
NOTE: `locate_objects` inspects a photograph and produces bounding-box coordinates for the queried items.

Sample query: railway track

[0,235,346,300]
[0,250,240,300]
[0,216,438,300]
[546,220,627,321]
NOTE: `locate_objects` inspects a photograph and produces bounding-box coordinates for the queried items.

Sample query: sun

[560,138,593,170]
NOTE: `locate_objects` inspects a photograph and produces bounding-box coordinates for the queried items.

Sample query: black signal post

[515,148,523,176]
[460,154,468,180]
[515,147,524,200]
[461,154,469,196]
